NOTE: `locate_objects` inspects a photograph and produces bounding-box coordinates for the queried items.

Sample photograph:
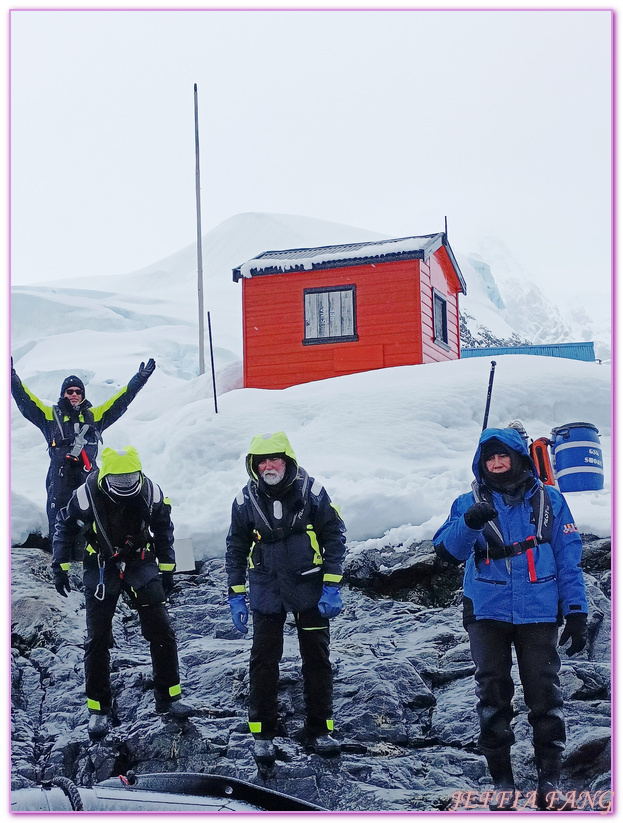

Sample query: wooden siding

[419,252,460,364]
[241,247,462,389]
[242,261,423,388]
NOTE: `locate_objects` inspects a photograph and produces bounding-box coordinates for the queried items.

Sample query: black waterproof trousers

[47,457,89,548]
[249,609,333,739]
[83,567,180,714]
[467,619,565,754]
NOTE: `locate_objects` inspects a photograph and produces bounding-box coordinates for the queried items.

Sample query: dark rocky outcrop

[11,534,611,811]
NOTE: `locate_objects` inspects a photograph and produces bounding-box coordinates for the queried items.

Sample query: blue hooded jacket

[433,427,587,625]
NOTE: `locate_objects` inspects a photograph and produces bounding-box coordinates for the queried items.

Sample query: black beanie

[60,375,86,396]
[480,438,510,463]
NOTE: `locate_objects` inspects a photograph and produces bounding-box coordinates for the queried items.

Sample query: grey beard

[261,470,284,486]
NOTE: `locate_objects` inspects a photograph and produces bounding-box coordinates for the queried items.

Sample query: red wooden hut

[232,232,467,390]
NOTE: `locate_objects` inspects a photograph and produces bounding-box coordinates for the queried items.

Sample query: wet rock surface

[11,535,611,811]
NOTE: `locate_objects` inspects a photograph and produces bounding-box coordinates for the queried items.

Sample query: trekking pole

[207,310,218,414]
[482,360,497,431]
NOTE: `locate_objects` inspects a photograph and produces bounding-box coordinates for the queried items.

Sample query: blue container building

[461,342,596,362]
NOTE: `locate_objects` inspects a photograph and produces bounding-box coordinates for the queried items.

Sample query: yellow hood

[245,431,297,480]
[98,446,143,488]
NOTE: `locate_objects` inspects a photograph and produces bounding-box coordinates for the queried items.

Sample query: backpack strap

[472,480,554,571]
[84,473,115,560]
[471,481,506,553]
[51,405,67,447]
[245,471,313,543]
[52,403,101,449]
[86,474,156,560]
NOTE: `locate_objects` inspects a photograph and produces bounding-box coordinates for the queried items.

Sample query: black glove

[464,502,498,530]
[54,569,71,597]
[138,358,156,380]
[559,613,588,656]
[161,572,175,597]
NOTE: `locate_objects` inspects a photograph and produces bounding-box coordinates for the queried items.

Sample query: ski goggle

[105,472,142,497]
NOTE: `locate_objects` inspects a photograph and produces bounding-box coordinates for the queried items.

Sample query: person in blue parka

[226,431,346,765]
[11,358,156,547]
[433,427,588,811]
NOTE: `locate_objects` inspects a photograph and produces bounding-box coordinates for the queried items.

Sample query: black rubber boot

[484,748,517,811]
[155,697,196,718]
[536,749,573,810]
[253,738,276,765]
[306,734,341,757]
[87,713,110,741]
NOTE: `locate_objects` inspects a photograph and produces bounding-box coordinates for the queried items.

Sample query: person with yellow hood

[226,432,346,765]
[52,445,193,740]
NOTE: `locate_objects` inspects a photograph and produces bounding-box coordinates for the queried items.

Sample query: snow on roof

[233,232,467,293]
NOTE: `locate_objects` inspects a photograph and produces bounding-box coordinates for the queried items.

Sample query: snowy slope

[10,213,611,558]
[458,238,611,361]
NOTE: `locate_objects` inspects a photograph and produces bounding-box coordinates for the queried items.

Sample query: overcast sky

[10,8,612,313]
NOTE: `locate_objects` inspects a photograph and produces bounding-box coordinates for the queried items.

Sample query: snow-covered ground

[10,213,611,558]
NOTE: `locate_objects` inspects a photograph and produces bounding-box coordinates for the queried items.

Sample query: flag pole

[194,83,206,376]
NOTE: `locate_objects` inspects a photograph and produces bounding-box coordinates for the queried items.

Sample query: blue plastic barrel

[550,422,604,492]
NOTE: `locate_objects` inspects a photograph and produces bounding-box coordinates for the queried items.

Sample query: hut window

[433,289,450,347]
[303,286,358,345]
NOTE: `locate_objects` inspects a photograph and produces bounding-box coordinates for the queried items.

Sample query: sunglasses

[65,388,83,396]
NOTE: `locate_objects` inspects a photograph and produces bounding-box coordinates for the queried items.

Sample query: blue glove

[318,585,342,618]
[228,595,249,634]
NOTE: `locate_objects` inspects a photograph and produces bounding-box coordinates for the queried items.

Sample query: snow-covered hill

[10,212,611,558]
[457,238,610,361]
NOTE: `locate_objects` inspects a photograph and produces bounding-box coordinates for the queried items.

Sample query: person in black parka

[226,431,346,765]
[52,445,193,740]
[11,358,156,547]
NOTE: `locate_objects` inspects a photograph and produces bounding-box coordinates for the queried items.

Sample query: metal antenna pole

[194,83,206,376]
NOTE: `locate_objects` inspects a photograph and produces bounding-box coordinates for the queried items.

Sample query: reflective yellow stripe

[60,563,71,571]
[248,531,261,570]
[307,526,322,565]
[164,497,172,506]
[326,719,334,731]
[86,544,96,555]
[23,385,54,420]
[323,574,342,584]
[169,684,182,698]
[159,563,175,572]
[87,698,101,711]
[90,387,129,421]
[330,502,343,520]
[249,721,262,734]
[231,585,246,594]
